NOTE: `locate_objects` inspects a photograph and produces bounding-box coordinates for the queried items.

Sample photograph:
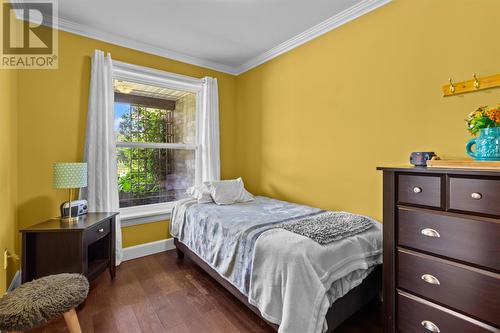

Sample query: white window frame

[112,60,204,226]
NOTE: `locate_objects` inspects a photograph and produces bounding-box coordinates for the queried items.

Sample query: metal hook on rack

[443,72,500,97]
[448,78,455,93]
[473,73,480,89]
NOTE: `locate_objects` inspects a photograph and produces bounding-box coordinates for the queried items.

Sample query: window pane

[113,80,196,144]
[115,104,174,143]
[117,147,195,208]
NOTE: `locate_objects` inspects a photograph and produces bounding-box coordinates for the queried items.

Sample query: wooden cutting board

[426,159,500,170]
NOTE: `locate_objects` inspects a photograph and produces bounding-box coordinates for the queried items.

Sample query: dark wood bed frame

[174,238,382,332]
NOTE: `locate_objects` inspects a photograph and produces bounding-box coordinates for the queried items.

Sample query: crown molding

[57,17,240,75]
[9,0,238,75]
[10,0,391,76]
[234,0,392,75]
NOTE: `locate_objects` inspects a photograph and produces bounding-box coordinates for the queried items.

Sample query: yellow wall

[16,31,237,247]
[0,68,18,292]
[122,220,170,248]
[235,0,500,221]
[10,0,500,261]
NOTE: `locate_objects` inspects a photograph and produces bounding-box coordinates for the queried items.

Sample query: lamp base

[60,216,79,223]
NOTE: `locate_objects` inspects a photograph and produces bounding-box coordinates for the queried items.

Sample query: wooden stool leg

[63,308,82,333]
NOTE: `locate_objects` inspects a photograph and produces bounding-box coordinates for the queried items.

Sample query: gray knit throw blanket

[278,211,374,245]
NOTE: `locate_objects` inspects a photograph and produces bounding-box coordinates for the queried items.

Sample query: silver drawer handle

[98,228,104,233]
[421,274,440,285]
[471,192,482,200]
[413,186,422,193]
[421,320,440,332]
[421,228,440,238]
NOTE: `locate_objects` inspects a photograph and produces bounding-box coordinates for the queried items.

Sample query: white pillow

[186,184,213,203]
[204,178,254,205]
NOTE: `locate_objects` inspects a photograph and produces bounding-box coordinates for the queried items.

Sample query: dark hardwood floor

[29,251,382,333]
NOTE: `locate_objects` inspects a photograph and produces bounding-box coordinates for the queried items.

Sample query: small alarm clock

[60,199,88,218]
[410,152,437,166]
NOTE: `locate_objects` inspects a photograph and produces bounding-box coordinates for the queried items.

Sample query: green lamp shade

[53,162,88,189]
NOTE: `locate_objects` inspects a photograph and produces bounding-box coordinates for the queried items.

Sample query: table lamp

[53,162,88,222]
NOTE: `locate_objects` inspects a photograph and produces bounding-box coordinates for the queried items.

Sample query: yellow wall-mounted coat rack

[443,73,500,97]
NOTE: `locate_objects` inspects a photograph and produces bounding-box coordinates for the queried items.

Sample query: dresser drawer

[398,208,500,271]
[449,177,500,217]
[398,249,500,327]
[398,292,498,333]
[85,221,110,245]
[398,175,442,208]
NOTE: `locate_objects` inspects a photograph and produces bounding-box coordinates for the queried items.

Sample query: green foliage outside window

[117,105,170,196]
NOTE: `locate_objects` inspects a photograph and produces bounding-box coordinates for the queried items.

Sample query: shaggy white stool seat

[0,273,89,333]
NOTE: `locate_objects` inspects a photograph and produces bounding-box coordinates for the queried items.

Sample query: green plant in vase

[465,104,500,161]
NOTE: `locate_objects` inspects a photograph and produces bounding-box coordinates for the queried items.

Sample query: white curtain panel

[80,49,123,265]
[198,77,221,184]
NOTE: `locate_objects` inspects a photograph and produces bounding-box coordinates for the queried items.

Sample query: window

[112,62,203,222]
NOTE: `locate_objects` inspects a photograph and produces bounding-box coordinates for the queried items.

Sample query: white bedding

[249,223,382,333]
[170,196,382,333]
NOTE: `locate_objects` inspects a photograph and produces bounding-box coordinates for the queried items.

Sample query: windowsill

[119,202,174,227]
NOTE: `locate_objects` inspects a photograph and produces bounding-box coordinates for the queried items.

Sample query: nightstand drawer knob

[421,228,440,238]
[413,186,422,193]
[98,228,104,233]
[471,192,482,200]
[421,274,440,285]
[421,320,440,332]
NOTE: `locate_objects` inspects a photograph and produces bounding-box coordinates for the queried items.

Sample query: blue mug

[410,152,436,166]
[466,128,500,161]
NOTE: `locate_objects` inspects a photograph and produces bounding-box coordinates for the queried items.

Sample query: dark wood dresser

[20,212,118,283]
[378,167,500,333]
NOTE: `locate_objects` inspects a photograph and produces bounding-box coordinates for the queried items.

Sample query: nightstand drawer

[398,249,500,327]
[398,292,496,333]
[398,174,442,208]
[85,221,110,245]
[449,177,500,217]
[398,208,500,271]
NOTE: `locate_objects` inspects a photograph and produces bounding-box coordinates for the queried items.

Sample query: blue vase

[466,127,500,161]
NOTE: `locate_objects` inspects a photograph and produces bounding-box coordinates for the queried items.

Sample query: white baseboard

[122,238,175,262]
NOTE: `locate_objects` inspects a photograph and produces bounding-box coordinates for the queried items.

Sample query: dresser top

[377,165,500,176]
[20,212,119,232]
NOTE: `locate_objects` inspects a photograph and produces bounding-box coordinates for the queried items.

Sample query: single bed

[170,196,382,333]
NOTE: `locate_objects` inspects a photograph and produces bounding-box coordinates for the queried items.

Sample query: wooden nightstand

[20,212,118,283]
